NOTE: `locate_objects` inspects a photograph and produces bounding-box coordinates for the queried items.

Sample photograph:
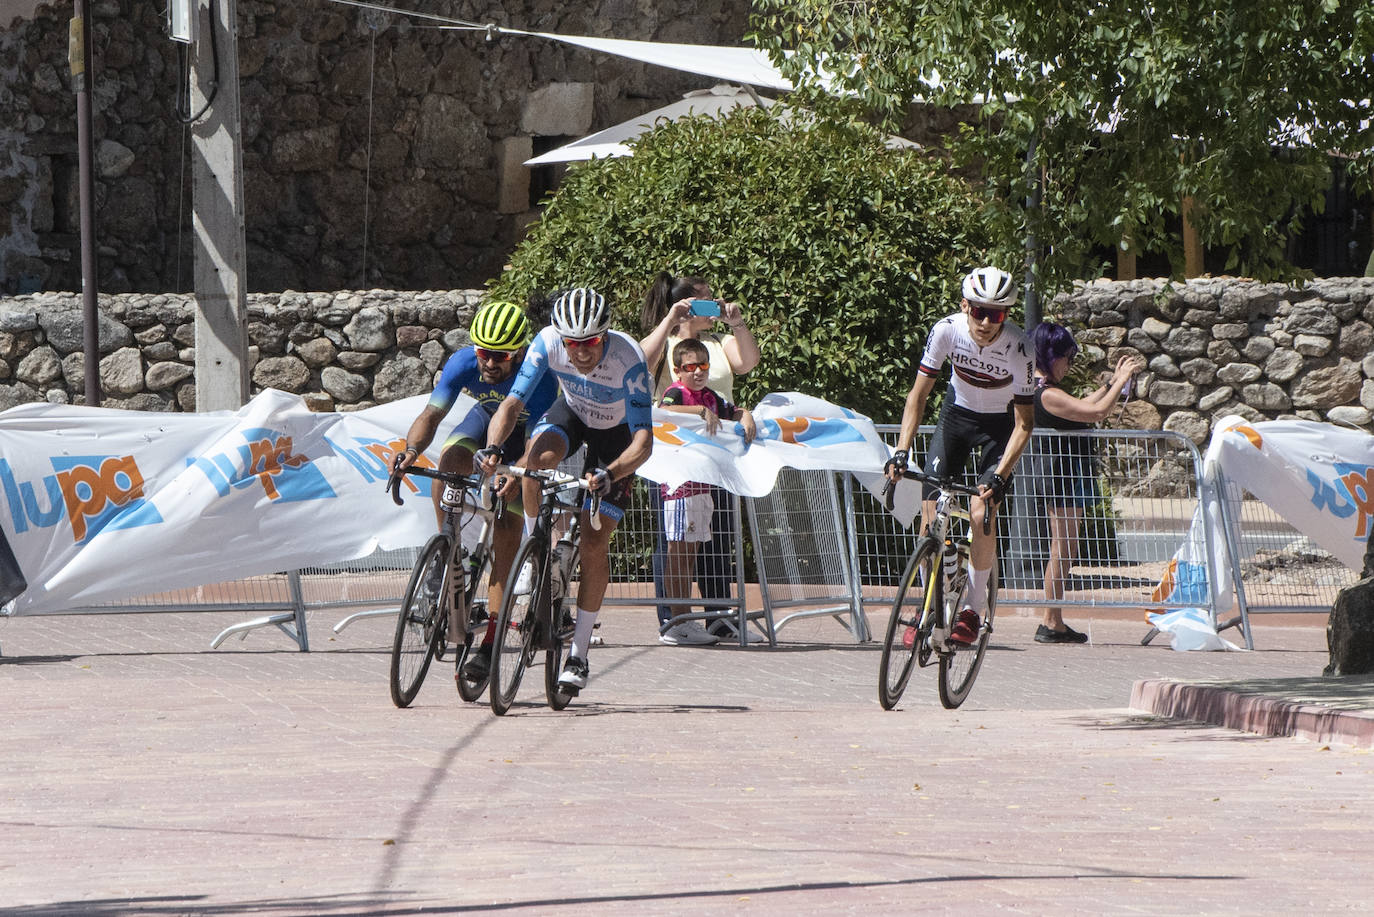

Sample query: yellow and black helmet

[470,300,531,351]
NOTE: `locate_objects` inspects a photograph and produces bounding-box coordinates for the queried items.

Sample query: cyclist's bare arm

[478,395,526,472]
[891,373,936,479]
[599,428,653,485]
[397,406,445,471]
[981,401,1035,499]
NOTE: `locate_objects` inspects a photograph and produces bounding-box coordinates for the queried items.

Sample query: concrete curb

[1131,677,1374,748]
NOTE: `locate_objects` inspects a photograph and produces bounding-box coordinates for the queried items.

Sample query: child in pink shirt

[656,339,756,645]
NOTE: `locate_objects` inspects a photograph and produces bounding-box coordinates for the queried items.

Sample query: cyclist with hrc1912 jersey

[393,300,559,683]
[884,266,1036,647]
[478,287,654,699]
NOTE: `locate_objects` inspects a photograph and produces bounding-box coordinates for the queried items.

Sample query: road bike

[385,462,503,708]
[487,465,599,716]
[878,469,998,710]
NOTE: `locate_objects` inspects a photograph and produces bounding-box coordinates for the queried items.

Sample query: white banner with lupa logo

[0,388,891,616]
[1149,414,1370,649]
[0,389,454,615]
[639,392,890,495]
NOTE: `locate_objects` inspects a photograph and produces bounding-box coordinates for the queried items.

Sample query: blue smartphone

[689,298,721,317]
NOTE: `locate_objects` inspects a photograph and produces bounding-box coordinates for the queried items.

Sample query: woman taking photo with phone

[639,272,761,643]
[640,272,759,400]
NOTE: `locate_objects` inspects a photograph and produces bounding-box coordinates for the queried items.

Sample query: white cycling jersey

[510,327,653,431]
[918,313,1036,414]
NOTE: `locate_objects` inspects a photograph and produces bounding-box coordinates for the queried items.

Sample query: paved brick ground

[1,606,1371,915]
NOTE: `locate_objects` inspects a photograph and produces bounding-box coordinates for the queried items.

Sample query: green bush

[487,107,997,422]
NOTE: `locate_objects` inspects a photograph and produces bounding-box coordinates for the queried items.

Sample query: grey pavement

[1,606,1372,915]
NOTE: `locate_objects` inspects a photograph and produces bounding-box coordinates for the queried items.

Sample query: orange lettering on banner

[247,435,309,500]
[368,438,431,492]
[1230,424,1263,450]
[653,422,686,446]
[1341,467,1374,538]
[1150,558,1178,604]
[57,455,145,542]
[774,417,821,444]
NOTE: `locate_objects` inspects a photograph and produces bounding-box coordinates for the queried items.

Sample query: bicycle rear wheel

[455,544,493,703]
[390,534,451,708]
[878,537,940,710]
[938,562,997,709]
[490,538,543,716]
[545,541,579,710]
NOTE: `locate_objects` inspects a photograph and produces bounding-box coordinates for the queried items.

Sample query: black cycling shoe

[460,645,492,680]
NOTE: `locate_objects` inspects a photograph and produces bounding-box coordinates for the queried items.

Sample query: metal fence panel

[857,425,1218,620]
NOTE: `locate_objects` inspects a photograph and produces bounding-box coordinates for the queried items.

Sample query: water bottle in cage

[941,538,960,587]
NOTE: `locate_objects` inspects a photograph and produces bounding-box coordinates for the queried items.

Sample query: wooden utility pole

[190,0,249,411]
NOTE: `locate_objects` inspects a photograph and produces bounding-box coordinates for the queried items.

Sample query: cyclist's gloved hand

[587,466,614,495]
[984,471,1011,505]
[473,446,501,472]
[884,449,909,478]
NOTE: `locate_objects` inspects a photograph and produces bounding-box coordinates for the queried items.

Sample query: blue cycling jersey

[509,328,652,433]
[427,346,558,425]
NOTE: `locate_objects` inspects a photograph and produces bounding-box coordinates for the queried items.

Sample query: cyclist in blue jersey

[478,287,654,697]
[394,300,558,682]
[884,267,1036,647]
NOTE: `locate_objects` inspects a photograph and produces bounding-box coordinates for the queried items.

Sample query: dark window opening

[528,135,574,209]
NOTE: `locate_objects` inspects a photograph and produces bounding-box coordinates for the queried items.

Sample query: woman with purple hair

[1031,322,1144,644]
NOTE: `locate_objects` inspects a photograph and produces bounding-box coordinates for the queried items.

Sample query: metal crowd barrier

[851,426,1222,637]
[12,427,1354,654]
[1213,475,1356,640]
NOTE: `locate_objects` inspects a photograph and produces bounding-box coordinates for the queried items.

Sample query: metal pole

[69,1,100,406]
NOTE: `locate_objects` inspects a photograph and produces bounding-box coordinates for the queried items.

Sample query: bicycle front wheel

[490,538,543,716]
[455,544,493,703]
[878,537,940,710]
[390,534,451,708]
[545,542,579,711]
[938,563,997,709]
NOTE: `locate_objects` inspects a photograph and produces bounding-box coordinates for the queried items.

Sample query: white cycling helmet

[551,287,611,339]
[961,266,1017,308]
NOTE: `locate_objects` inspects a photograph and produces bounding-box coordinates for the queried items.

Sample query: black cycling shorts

[532,395,636,520]
[921,403,1014,501]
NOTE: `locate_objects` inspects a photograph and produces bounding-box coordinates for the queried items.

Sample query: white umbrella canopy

[524,85,917,166]
[524,86,775,166]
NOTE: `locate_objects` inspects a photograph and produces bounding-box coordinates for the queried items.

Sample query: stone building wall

[1,278,1372,439]
[0,0,749,295]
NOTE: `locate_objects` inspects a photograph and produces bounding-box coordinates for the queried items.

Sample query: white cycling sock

[966,566,991,614]
[522,513,536,540]
[571,608,598,659]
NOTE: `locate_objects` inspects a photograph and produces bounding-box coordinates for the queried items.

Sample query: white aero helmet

[551,287,611,339]
[961,266,1017,308]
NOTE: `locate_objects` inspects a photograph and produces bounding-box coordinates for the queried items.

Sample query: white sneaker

[512,561,533,596]
[659,621,719,646]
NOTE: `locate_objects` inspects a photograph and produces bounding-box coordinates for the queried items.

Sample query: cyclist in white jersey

[884,266,1036,645]
[479,287,653,697]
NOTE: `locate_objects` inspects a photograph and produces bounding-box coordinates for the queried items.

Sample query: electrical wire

[172,0,220,124]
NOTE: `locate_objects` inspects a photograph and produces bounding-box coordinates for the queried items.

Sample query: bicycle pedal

[556,682,580,697]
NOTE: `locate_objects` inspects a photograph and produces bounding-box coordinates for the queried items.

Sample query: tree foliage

[749,0,1374,291]
[488,107,992,420]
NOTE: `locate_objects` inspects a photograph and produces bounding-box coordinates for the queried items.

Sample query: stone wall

[0,289,485,413]
[1,278,1372,438]
[0,0,749,295]
[1052,276,1374,443]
